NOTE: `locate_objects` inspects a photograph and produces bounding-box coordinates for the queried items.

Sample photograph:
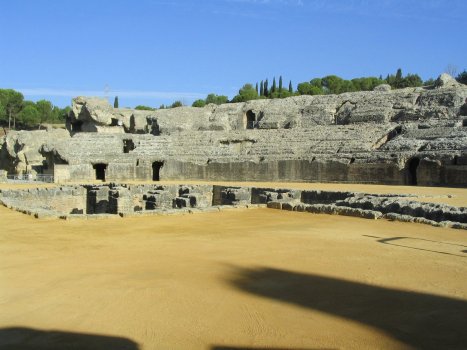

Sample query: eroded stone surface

[0,184,465,229]
[1,76,467,186]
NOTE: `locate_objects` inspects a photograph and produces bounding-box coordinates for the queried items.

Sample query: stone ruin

[0,184,465,229]
[0,73,467,186]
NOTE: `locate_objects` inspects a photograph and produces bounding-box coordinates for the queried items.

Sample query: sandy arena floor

[0,183,466,349]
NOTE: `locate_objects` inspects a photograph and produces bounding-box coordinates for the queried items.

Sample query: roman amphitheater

[1,74,466,350]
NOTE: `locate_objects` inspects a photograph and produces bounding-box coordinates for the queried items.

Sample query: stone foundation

[1,184,465,229]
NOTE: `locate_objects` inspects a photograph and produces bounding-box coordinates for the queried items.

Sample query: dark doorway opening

[123,139,135,153]
[152,161,164,181]
[246,110,256,129]
[71,120,83,133]
[93,163,107,181]
[407,158,420,185]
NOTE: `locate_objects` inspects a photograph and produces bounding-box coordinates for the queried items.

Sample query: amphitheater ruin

[2,74,467,350]
[0,74,466,227]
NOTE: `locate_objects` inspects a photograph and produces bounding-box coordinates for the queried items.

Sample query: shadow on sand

[227,267,467,350]
[212,347,334,350]
[0,327,139,350]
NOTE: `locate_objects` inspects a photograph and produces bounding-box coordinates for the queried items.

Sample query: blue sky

[0,0,465,107]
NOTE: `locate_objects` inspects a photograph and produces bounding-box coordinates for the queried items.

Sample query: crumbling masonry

[1,74,467,186]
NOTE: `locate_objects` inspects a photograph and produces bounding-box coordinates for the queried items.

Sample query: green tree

[402,74,423,88]
[395,68,403,80]
[255,83,259,95]
[260,81,264,96]
[310,78,322,88]
[58,106,71,122]
[351,77,383,91]
[205,93,228,105]
[424,78,435,86]
[192,99,206,108]
[0,101,5,122]
[322,75,349,94]
[456,70,467,85]
[394,68,403,88]
[231,83,259,102]
[170,101,183,108]
[272,77,276,94]
[297,82,323,95]
[288,80,293,93]
[264,79,269,97]
[270,89,293,99]
[35,99,54,125]
[18,103,40,127]
[114,96,119,108]
[0,89,24,129]
[279,76,283,92]
[135,105,155,111]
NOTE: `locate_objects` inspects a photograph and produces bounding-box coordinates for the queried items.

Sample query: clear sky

[1,0,465,108]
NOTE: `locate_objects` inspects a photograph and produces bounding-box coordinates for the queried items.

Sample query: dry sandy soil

[0,182,466,350]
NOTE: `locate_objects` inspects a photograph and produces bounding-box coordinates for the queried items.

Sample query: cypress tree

[288,80,293,93]
[264,79,269,97]
[395,68,403,88]
[396,68,402,80]
[113,96,119,108]
[272,77,276,93]
[279,76,283,92]
[255,82,259,95]
[260,80,264,96]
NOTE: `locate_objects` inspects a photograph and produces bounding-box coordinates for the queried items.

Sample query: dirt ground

[0,182,466,350]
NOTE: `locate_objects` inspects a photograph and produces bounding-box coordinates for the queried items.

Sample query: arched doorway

[246,110,256,129]
[152,161,164,181]
[407,158,420,185]
[93,163,107,181]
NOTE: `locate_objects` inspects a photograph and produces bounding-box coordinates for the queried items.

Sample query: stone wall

[1,74,467,187]
[1,184,465,229]
[0,186,86,215]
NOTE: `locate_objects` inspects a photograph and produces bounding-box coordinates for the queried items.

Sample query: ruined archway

[152,161,164,181]
[245,110,256,129]
[93,163,107,182]
[407,158,420,186]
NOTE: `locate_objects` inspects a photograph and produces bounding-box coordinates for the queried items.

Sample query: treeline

[133,100,184,111]
[0,89,70,129]
[189,68,467,107]
[2,69,466,129]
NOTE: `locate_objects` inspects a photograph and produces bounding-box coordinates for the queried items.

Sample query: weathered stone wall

[0,186,86,215]
[1,74,466,186]
[1,184,465,229]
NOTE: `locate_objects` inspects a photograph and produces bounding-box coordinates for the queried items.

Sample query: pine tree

[260,80,264,96]
[279,76,283,92]
[113,96,119,108]
[288,81,293,93]
[272,77,276,93]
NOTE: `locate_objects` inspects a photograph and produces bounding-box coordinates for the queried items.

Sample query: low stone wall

[0,186,86,216]
[0,184,465,229]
